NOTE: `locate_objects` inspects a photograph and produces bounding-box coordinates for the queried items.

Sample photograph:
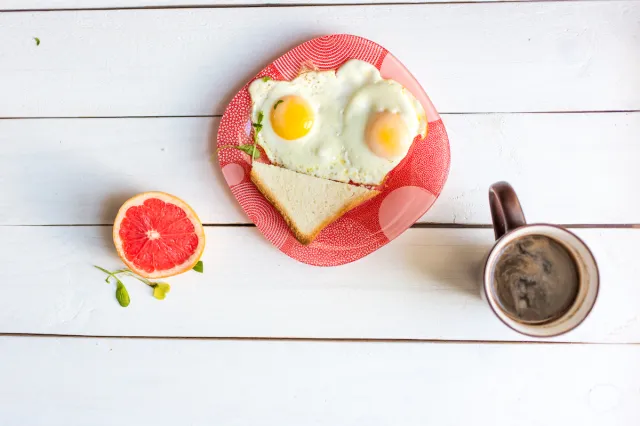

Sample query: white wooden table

[1,1,639,424]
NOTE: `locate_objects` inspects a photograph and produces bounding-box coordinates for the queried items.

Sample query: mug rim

[482,223,600,338]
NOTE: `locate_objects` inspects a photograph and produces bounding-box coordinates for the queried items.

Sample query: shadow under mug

[483,182,599,338]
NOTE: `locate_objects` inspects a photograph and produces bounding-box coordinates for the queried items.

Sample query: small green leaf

[152,283,171,300]
[262,76,272,82]
[193,261,204,273]
[34,37,40,46]
[273,100,284,110]
[251,111,264,138]
[235,144,260,159]
[115,282,130,307]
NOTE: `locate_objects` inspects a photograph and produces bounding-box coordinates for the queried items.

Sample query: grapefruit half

[113,192,205,278]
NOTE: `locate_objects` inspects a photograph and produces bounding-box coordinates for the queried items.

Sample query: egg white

[342,80,427,184]
[248,59,426,185]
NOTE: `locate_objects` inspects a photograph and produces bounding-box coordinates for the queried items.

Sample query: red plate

[218,34,450,266]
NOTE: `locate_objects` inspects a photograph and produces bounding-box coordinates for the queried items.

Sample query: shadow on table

[100,191,139,225]
[97,191,143,246]
[400,233,493,299]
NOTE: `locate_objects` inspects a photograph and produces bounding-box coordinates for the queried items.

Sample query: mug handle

[489,182,526,240]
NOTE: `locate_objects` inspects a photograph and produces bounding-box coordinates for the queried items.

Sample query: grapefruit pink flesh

[113,193,205,278]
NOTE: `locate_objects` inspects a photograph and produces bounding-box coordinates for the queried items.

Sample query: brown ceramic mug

[483,182,599,337]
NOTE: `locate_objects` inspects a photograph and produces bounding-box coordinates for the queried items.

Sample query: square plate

[218,34,450,266]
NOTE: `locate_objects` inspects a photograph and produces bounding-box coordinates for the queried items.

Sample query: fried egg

[248,59,426,185]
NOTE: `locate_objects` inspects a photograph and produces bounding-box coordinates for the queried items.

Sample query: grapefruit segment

[113,192,205,278]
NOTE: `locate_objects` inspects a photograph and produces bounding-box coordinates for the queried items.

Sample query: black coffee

[492,235,580,324]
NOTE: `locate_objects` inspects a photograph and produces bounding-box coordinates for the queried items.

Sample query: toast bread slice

[250,162,379,245]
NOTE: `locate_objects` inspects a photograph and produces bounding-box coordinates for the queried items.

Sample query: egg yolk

[365,111,409,159]
[270,96,314,140]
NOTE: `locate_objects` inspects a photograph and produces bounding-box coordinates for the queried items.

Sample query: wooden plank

[0,336,638,425]
[1,113,638,226]
[0,226,637,343]
[1,0,510,10]
[1,2,638,116]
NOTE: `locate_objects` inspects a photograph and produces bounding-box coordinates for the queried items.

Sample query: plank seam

[1,110,639,120]
[0,0,625,13]
[0,332,636,344]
